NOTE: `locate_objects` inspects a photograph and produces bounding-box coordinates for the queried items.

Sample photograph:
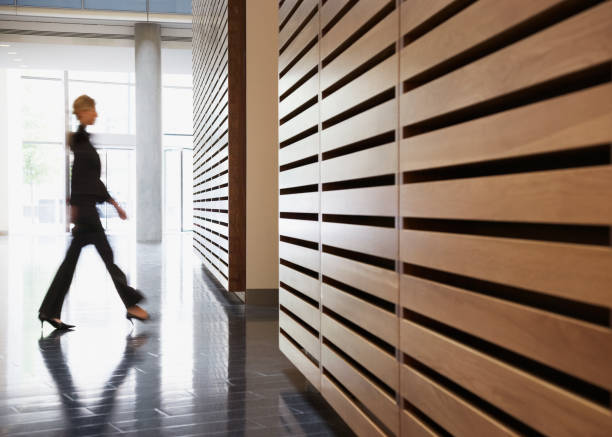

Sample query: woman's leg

[39,237,85,319]
[92,231,144,308]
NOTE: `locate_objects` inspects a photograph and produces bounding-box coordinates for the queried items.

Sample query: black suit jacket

[69,125,112,206]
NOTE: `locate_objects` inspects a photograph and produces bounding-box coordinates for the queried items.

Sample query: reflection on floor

[0,233,352,436]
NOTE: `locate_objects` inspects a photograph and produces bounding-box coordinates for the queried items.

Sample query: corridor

[0,234,351,436]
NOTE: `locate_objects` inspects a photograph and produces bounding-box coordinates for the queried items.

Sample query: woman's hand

[110,199,128,220]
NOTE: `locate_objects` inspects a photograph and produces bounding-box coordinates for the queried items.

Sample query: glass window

[69,79,130,134]
[84,0,146,12]
[162,86,193,135]
[149,0,192,14]
[0,1,15,5]
[164,149,182,232]
[21,76,64,142]
[17,0,81,8]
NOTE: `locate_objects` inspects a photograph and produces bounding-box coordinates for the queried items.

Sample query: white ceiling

[0,36,192,74]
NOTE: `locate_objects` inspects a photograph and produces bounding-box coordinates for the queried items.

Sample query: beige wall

[245,0,279,290]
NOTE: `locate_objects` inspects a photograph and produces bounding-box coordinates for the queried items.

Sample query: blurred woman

[38,95,149,330]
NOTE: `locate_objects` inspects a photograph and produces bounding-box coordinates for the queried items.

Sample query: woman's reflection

[38,331,149,435]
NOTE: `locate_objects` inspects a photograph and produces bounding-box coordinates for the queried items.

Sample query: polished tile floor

[0,233,352,436]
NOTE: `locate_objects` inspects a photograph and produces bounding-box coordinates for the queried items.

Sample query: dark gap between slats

[403,0,606,90]
[322,368,393,436]
[403,218,611,247]
[322,275,395,313]
[322,244,395,271]
[403,263,610,327]
[280,212,319,221]
[403,144,611,183]
[404,309,611,407]
[322,306,395,356]
[193,208,228,215]
[402,399,453,437]
[323,214,394,228]
[279,154,318,172]
[280,66,318,102]
[280,4,318,55]
[322,88,395,130]
[279,0,286,11]
[279,235,319,251]
[279,0,303,33]
[322,174,395,191]
[280,125,318,148]
[321,1,395,68]
[322,0,358,36]
[322,337,395,398]
[280,36,318,79]
[280,281,319,308]
[321,131,395,161]
[280,305,320,337]
[280,258,319,280]
[402,0,476,46]
[193,227,229,251]
[279,95,318,125]
[403,64,612,138]
[280,328,320,367]
[322,44,395,99]
[404,357,545,437]
[279,183,318,195]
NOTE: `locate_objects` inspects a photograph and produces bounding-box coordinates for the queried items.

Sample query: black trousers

[39,206,143,319]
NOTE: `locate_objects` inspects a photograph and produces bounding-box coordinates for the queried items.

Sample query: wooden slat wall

[278,0,612,436]
[193,0,246,291]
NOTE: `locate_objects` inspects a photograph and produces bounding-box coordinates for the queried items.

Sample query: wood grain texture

[321,185,398,217]
[280,287,320,331]
[279,264,320,302]
[321,142,397,183]
[400,1,612,125]
[401,410,439,437]
[402,274,612,390]
[280,309,320,361]
[401,321,612,437]
[401,230,612,307]
[322,222,396,260]
[280,333,321,389]
[401,166,612,225]
[400,0,455,36]
[280,241,320,273]
[400,83,612,172]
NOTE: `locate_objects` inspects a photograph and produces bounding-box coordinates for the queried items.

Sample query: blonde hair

[72,95,95,115]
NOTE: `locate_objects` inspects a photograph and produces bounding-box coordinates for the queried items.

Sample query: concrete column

[135,23,163,242]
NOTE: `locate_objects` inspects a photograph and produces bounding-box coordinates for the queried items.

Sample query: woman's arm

[108,198,128,220]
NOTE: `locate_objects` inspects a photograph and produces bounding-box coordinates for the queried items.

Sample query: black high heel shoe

[38,314,75,330]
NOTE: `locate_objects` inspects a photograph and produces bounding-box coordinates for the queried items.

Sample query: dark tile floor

[0,233,353,436]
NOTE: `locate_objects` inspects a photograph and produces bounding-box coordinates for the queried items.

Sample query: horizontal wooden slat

[320,0,351,29]
[280,218,319,243]
[400,0,455,36]
[322,222,396,260]
[279,192,319,213]
[279,241,320,273]
[280,44,318,96]
[322,314,398,389]
[401,321,612,437]
[279,0,300,27]
[280,287,320,331]
[322,252,397,304]
[322,9,398,91]
[279,264,319,302]
[279,133,319,167]
[322,345,399,434]
[322,142,397,183]
[279,104,319,143]
[279,10,319,73]
[402,166,612,225]
[279,73,319,120]
[322,54,397,121]
[321,375,386,437]
[400,83,612,172]
[279,162,319,189]
[322,100,396,153]
[321,185,397,217]
[401,2,612,125]
[401,410,439,437]
[401,0,560,81]
[280,0,318,50]
[322,284,397,346]
[280,333,320,390]
[321,0,390,60]
[402,274,612,390]
[280,310,320,361]
[400,230,612,308]
[401,365,517,437]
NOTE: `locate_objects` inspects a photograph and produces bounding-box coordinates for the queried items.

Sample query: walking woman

[38,95,149,330]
